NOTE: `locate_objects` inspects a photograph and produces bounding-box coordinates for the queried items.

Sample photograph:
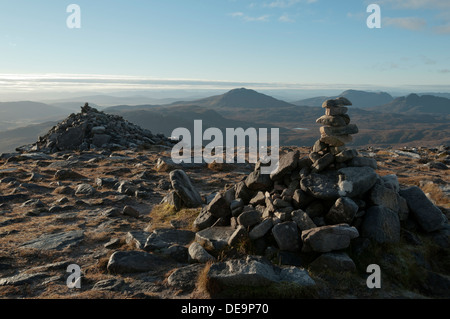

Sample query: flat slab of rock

[337,166,378,198]
[301,224,359,253]
[195,227,235,251]
[107,250,169,274]
[208,256,315,288]
[399,186,445,232]
[300,172,340,200]
[0,272,47,286]
[20,230,84,250]
[144,228,195,251]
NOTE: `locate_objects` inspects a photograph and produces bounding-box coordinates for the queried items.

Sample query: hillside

[292,90,394,108]
[371,94,450,114]
[170,88,295,109]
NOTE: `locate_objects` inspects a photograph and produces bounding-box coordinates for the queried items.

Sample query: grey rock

[207,192,231,218]
[292,189,314,209]
[349,157,378,169]
[170,170,203,208]
[107,250,169,274]
[291,209,316,231]
[245,169,273,191]
[300,173,340,200]
[369,183,399,213]
[270,150,300,181]
[92,278,124,291]
[272,222,300,252]
[144,228,195,251]
[20,230,84,250]
[320,124,359,136]
[0,272,47,287]
[381,174,400,192]
[21,199,45,208]
[193,207,217,231]
[325,197,359,225]
[195,227,235,251]
[56,125,86,150]
[337,166,378,198]
[316,115,350,127]
[117,180,136,196]
[322,97,352,107]
[237,210,261,227]
[309,252,356,272]
[122,206,140,218]
[207,256,279,287]
[361,206,400,244]
[301,224,359,253]
[249,191,266,206]
[228,225,248,246]
[54,169,86,180]
[278,267,316,286]
[75,183,96,196]
[249,218,274,240]
[101,207,121,217]
[188,242,215,263]
[167,264,205,291]
[92,134,111,148]
[126,231,150,250]
[335,149,359,163]
[208,256,315,288]
[399,186,445,232]
[160,191,182,211]
[312,153,334,172]
[234,181,254,204]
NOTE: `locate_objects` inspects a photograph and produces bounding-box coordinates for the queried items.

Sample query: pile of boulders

[17,103,175,153]
[183,98,448,272]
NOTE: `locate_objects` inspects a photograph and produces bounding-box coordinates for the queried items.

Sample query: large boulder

[300,172,340,200]
[272,222,300,252]
[301,224,359,253]
[399,186,445,233]
[195,227,236,251]
[325,197,359,225]
[361,205,400,244]
[169,170,203,208]
[270,150,299,181]
[337,166,378,198]
[107,251,169,274]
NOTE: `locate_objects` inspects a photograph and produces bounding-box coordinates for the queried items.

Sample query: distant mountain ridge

[292,89,394,108]
[370,94,450,114]
[169,88,295,109]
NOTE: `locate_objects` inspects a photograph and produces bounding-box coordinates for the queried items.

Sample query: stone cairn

[17,103,175,154]
[177,97,447,272]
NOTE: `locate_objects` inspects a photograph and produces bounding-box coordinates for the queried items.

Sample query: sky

[0,0,449,100]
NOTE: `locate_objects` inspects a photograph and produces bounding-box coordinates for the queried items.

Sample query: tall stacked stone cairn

[186,97,448,284]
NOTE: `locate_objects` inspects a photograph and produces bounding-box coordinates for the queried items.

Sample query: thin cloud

[279,14,295,23]
[264,0,317,9]
[383,17,427,31]
[379,0,450,9]
[230,12,270,22]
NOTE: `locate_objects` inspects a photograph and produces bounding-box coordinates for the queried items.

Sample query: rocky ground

[0,143,449,299]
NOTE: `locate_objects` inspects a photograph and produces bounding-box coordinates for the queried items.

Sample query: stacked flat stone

[310,97,359,172]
